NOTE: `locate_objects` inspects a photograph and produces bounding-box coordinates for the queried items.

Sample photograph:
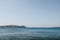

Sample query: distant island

[0,25,26,28]
[0,25,60,28]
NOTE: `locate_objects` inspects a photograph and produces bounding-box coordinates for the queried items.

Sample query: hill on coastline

[0,25,26,28]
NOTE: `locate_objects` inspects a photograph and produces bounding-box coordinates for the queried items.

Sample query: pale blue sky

[0,0,60,27]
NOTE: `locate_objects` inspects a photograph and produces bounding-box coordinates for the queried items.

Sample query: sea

[0,28,60,40]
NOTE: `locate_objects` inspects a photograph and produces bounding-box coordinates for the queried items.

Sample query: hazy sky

[0,0,60,27]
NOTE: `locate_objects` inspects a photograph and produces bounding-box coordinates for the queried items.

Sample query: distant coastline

[0,25,60,28]
[0,25,26,28]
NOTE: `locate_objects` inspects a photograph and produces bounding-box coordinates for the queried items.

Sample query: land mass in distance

[0,25,60,28]
[0,25,26,28]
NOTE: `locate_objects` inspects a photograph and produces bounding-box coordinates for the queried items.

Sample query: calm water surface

[0,28,60,40]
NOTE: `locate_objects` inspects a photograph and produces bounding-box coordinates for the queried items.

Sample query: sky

[0,0,60,27]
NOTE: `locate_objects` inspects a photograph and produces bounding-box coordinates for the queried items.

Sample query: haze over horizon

[0,0,60,27]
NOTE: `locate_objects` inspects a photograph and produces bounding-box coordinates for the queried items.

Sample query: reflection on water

[0,28,60,40]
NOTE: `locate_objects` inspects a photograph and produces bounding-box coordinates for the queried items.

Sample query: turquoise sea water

[0,28,60,40]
